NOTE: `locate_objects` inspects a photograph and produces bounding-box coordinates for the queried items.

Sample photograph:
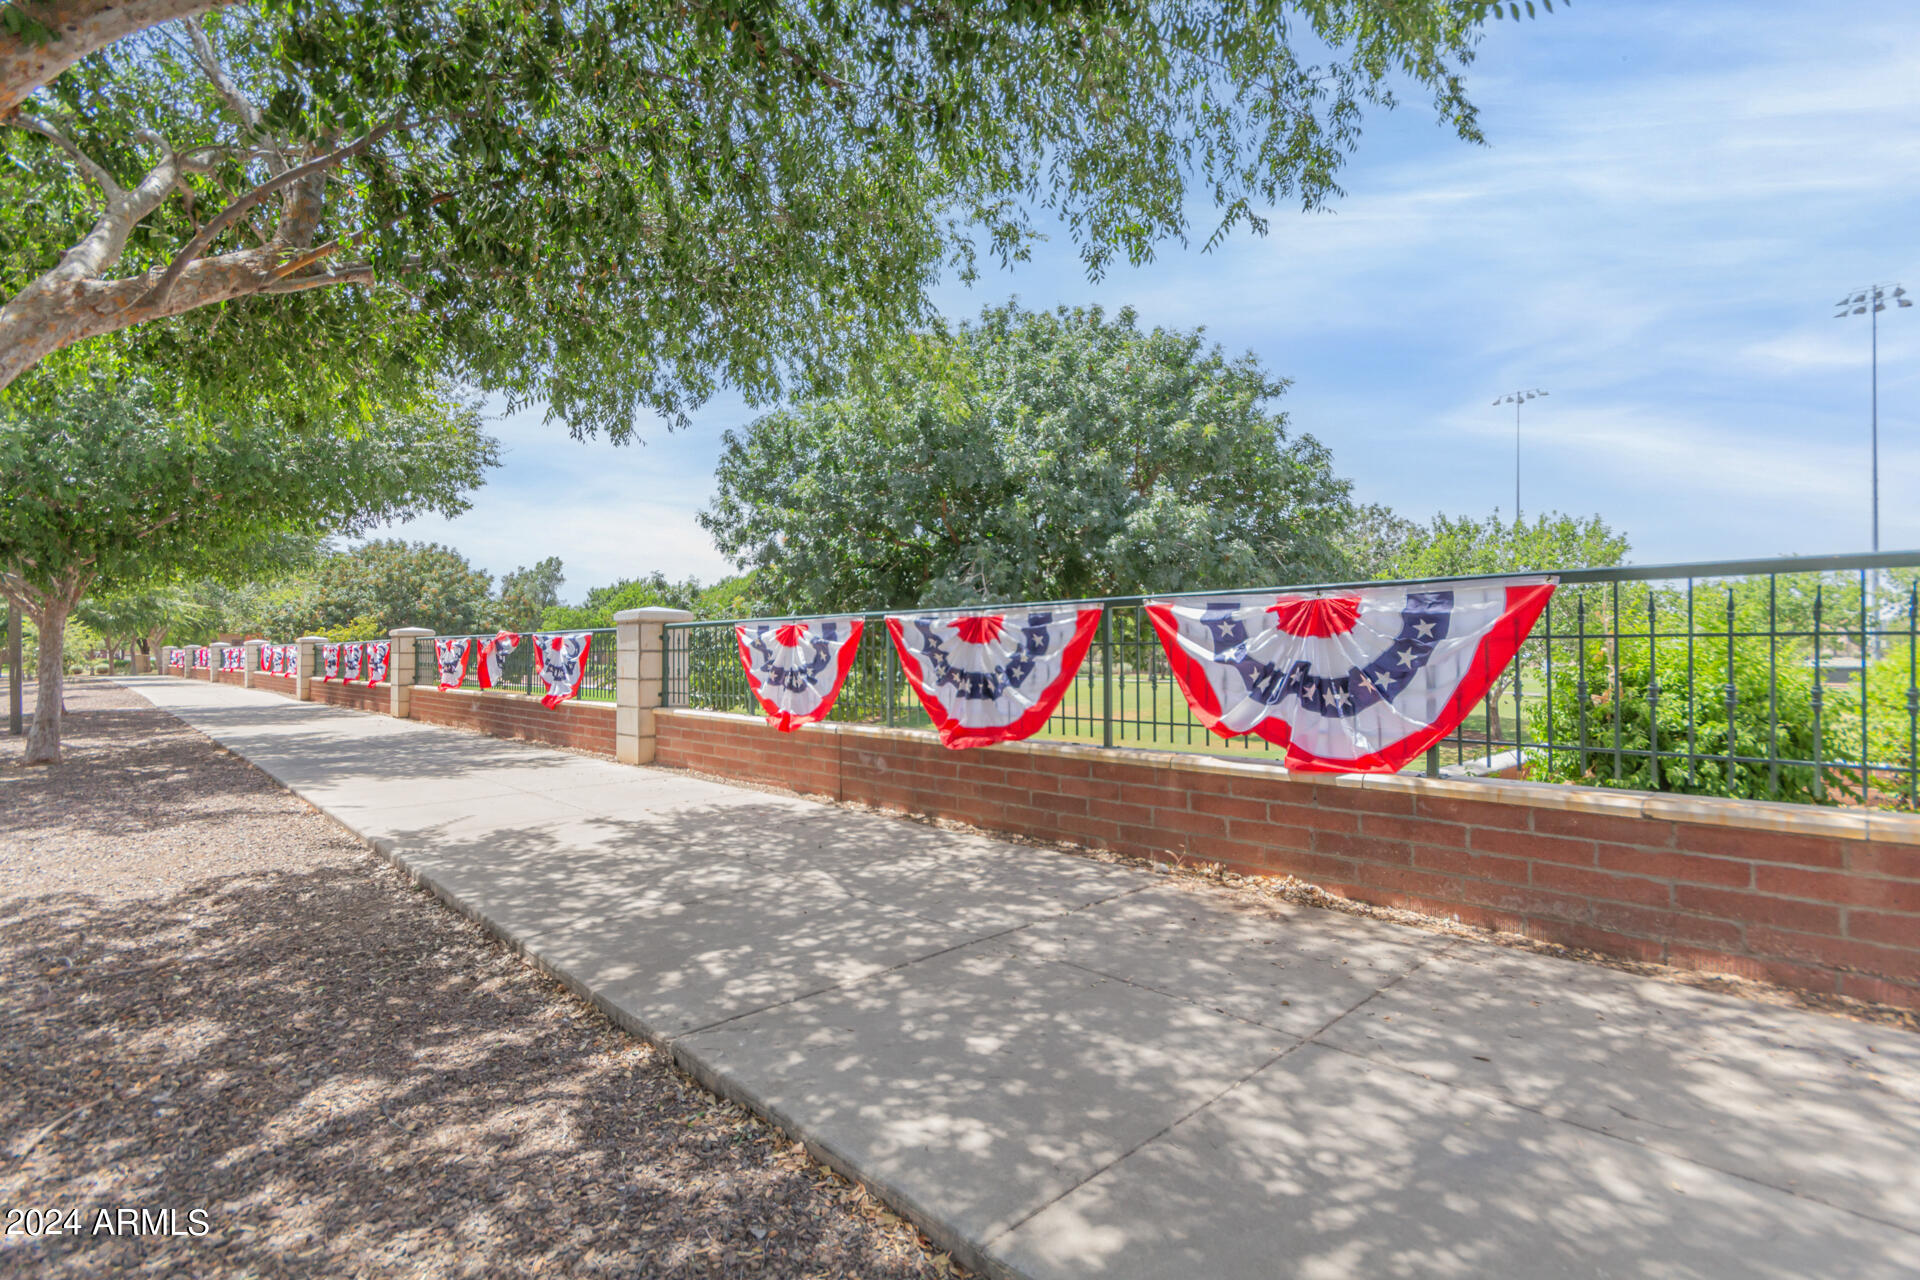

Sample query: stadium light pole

[1834,283,1911,555]
[1492,388,1548,524]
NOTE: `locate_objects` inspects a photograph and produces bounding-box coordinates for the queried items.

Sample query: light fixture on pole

[1492,388,1548,523]
[1834,282,1911,554]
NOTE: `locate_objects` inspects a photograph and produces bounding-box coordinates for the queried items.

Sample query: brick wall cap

[653,707,1920,846]
[614,607,695,624]
[1865,814,1920,848]
[1640,794,1867,839]
[388,626,435,637]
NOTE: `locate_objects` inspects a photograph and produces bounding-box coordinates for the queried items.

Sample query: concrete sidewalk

[124,676,1920,1278]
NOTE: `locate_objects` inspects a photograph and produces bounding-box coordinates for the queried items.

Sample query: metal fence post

[1100,604,1114,749]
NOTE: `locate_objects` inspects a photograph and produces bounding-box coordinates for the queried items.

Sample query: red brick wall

[253,674,299,698]
[411,687,616,756]
[212,668,246,687]
[307,679,391,714]
[657,710,1920,1011]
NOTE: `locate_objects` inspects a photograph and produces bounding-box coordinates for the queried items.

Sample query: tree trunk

[24,594,70,764]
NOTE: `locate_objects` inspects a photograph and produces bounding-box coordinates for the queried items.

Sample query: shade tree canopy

[2,0,1530,433]
[0,378,496,760]
[701,302,1356,612]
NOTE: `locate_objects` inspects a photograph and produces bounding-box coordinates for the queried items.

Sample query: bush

[1540,636,1859,804]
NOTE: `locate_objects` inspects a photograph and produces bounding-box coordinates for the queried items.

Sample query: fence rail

[416,630,618,703]
[663,552,1920,811]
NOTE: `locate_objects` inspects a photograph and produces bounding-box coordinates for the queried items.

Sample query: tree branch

[8,111,123,198]
[258,262,374,294]
[135,120,397,310]
[1,0,240,117]
[181,18,259,134]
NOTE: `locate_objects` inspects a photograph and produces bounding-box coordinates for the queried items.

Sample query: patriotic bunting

[193,646,211,669]
[887,607,1102,749]
[322,643,340,682]
[532,632,592,708]
[221,648,242,672]
[435,637,472,690]
[271,645,287,676]
[476,631,521,690]
[168,649,185,669]
[735,618,864,730]
[257,644,271,672]
[341,642,363,681]
[1144,577,1556,774]
[365,640,391,684]
[283,644,300,676]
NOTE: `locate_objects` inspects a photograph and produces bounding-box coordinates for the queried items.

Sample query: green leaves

[0,376,497,604]
[6,0,1509,436]
[700,301,1356,613]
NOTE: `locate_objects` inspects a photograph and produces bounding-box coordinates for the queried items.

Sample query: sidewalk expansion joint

[987,938,1462,1249]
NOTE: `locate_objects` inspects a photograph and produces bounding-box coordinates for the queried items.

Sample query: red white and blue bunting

[887,607,1102,749]
[1144,577,1556,774]
[436,637,472,690]
[321,643,340,681]
[365,640,391,684]
[532,632,592,708]
[193,646,211,669]
[220,648,242,672]
[282,644,299,676]
[735,618,864,730]
[477,631,521,690]
[169,648,186,669]
[340,642,362,681]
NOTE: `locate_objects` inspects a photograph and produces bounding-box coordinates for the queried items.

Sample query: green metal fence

[415,630,618,703]
[663,551,1920,811]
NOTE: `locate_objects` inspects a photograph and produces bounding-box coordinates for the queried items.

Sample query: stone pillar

[159,646,176,674]
[295,635,327,700]
[243,640,263,688]
[615,607,693,765]
[388,627,434,717]
[210,642,232,680]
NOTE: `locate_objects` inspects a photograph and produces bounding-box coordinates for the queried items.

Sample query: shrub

[1540,636,1858,804]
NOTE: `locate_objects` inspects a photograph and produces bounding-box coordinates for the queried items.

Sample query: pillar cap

[614,607,695,624]
[242,638,264,647]
[388,627,435,637]
[294,635,329,644]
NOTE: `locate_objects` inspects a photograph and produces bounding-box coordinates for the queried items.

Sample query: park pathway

[125,676,1920,1279]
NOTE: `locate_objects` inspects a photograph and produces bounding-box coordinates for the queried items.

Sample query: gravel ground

[0,680,964,1279]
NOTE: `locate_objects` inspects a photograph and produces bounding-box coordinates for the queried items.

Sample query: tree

[0,1,1528,428]
[291,540,496,639]
[1338,502,1420,582]
[701,303,1355,612]
[541,572,703,629]
[73,583,206,670]
[496,557,566,634]
[0,379,495,761]
[1383,509,1628,581]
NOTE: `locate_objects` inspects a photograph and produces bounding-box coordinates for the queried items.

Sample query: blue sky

[369,0,1920,602]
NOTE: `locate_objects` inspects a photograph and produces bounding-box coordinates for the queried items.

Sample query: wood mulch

[0,680,964,1278]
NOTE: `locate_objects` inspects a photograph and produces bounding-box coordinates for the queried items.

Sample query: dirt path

[0,680,961,1278]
